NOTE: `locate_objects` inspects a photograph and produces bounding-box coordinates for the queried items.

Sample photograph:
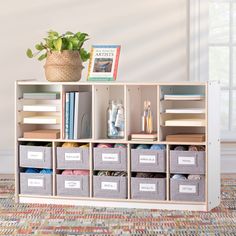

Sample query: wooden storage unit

[15,80,220,211]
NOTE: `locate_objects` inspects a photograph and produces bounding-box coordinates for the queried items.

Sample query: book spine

[65,93,70,139]
[69,92,75,139]
[113,46,121,80]
[87,47,94,81]
[73,92,79,140]
[62,92,65,139]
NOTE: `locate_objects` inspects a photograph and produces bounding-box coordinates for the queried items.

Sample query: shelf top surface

[16,80,210,86]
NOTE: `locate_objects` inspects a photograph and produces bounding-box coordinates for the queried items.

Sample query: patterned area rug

[0,175,236,235]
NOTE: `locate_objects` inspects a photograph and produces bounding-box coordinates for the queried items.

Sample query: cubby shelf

[15,80,220,211]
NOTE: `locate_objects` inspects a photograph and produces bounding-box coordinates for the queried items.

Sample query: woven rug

[0,175,235,235]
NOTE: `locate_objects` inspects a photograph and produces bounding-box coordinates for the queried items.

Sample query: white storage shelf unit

[15,80,220,211]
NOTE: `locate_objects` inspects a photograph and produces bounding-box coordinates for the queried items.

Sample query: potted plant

[26,30,90,82]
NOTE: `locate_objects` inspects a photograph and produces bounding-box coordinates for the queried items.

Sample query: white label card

[27,151,43,160]
[139,155,156,164]
[139,183,156,192]
[101,182,117,190]
[102,153,119,162]
[179,185,196,193]
[178,156,195,165]
[65,181,81,189]
[65,153,81,161]
[28,178,43,187]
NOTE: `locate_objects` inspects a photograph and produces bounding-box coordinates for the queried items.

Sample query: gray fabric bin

[170,150,205,174]
[131,177,166,200]
[20,145,52,169]
[131,149,166,172]
[57,147,89,169]
[170,178,205,202]
[20,172,52,195]
[93,175,127,199]
[93,148,127,171]
[56,174,89,197]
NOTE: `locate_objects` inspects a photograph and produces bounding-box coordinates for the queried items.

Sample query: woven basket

[44,51,84,82]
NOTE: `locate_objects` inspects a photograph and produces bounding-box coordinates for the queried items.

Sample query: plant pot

[44,51,84,82]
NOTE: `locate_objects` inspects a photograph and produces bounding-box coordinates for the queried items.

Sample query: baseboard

[0,145,235,174]
[221,145,236,173]
[0,149,14,174]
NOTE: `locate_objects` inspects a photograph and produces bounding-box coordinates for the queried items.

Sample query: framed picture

[87,45,121,81]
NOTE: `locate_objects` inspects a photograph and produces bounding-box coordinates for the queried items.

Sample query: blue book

[65,93,70,139]
[69,92,75,139]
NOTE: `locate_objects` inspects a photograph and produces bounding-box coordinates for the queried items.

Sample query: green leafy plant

[26,30,90,61]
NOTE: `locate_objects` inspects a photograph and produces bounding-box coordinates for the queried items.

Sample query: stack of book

[130,133,157,141]
[63,91,92,140]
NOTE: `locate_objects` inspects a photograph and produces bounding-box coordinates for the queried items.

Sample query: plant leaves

[26,49,33,58]
[80,48,90,62]
[35,44,44,50]
[48,30,59,39]
[75,32,81,38]
[77,33,89,42]
[71,37,79,48]
[66,31,74,35]
[68,41,73,50]
[38,53,47,61]
[54,38,62,51]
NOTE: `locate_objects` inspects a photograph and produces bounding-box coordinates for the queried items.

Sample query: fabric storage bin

[20,172,52,195]
[131,177,166,200]
[131,149,166,172]
[56,174,89,197]
[170,178,205,202]
[93,148,127,171]
[93,175,127,199]
[20,145,52,169]
[57,147,89,169]
[170,150,205,174]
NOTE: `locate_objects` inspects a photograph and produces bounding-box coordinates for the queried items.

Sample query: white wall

[0,0,188,173]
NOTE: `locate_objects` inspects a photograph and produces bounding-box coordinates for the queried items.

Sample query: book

[166,134,205,142]
[65,93,70,139]
[131,138,157,142]
[73,92,92,139]
[73,92,79,139]
[165,108,205,114]
[69,92,75,139]
[23,104,59,112]
[165,119,205,127]
[23,116,60,124]
[131,133,157,141]
[23,129,60,139]
[23,92,60,100]
[62,93,65,139]
[87,45,121,81]
[164,94,204,101]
